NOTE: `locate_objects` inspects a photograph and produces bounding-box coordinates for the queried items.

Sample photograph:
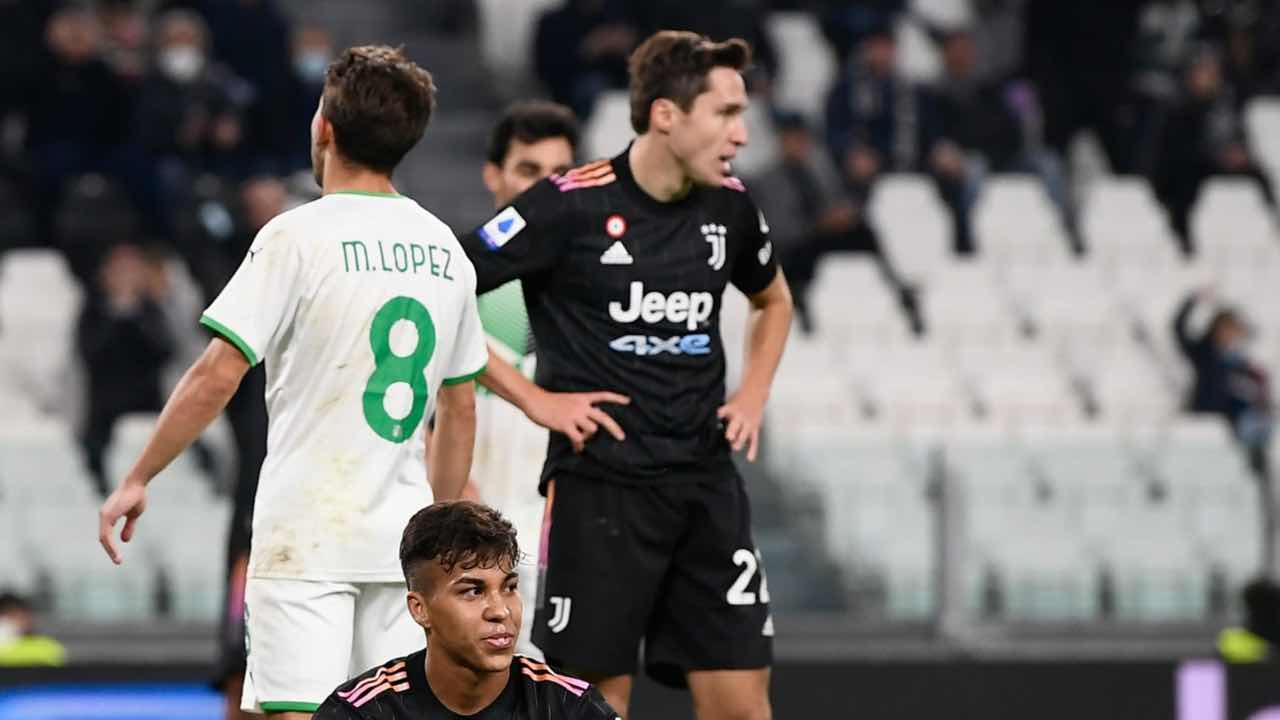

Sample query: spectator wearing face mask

[284,25,333,171]
[0,592,65,667]
[1175,288,1274,477]
[133,8,252,197]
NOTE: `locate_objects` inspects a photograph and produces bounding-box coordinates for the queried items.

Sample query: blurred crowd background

[0,0,1278,668]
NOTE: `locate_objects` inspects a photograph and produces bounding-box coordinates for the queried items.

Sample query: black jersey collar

[612,143,701,215]
[409,649,519,718]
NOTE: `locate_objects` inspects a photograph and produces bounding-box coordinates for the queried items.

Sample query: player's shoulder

[514,656,618,719]
[548,159,618,194]
[324,655,413,713]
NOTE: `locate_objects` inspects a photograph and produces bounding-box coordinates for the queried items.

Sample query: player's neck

[423,648,508,715]
[629,135,693,203]
[320,153,398,197]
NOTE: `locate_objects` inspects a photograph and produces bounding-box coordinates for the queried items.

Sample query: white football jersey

[202,191,488,581]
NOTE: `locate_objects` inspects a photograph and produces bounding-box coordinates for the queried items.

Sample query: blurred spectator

[534,0,638,119]
[26,6,131,233]
[285,25,333,171]
[55,174,140,284]
[0,592,65,667]
[928,30,1081,252]
[1023,1,1145,174]
[133,10,252,208]
[77,244,176,497]
[100,0,152,89]
[826,24,983,254]
[633,0,778,92]
[1174,289,1274,476]
[1149,46,1277,254]
[750,112,915,333]
[1198,0,1280,102]
[815,0,905,65]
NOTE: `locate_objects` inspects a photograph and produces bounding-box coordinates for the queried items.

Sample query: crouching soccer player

[314,502,619,720]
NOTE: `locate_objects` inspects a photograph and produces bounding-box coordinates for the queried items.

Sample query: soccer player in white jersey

[469,100,580,659]
[97,46,489,719]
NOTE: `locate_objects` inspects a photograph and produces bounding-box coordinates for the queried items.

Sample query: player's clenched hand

[526,389,630,453]
[718,389,767,462]
[99,479,148,565]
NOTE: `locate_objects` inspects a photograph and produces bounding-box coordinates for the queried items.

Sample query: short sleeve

[458,178,572,293]
[730,192,779,297]
[443,274,489,385]
[572,686,623,720]
[201,218,304,366]
[312,695,364,719]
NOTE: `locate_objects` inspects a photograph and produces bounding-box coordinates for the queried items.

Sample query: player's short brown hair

[628,30,752,134]
[399,501,520,591]
[322,45,436,174]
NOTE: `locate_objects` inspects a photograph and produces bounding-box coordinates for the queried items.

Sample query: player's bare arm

[478,346,630,453]
[430,380,479,501]
[718,270,792,463]
[98,336,249,564]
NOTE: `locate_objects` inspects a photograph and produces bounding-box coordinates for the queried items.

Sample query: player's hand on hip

[718,390,767,462]
[98,479,148,565]
[527,388,630,453]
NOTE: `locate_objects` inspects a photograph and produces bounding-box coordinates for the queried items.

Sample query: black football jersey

[459,147,778,487]
[314,652,618,720]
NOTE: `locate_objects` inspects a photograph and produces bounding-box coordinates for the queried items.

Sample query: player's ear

[651,98,677,135]
[406,591,431,632]
[482,162,503,197]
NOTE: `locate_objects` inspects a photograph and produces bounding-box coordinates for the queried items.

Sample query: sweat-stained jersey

[458,148,778,489]
[314,652,619,720]
[201,191,489,582]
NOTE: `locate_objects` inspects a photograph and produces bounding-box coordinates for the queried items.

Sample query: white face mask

[294,50,330,84]
[160,46,205,83]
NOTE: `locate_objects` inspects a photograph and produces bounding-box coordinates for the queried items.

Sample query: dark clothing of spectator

[77,290,175,496]
[816,0,905,64]
[133,64,250,175]
[1023,0,1146,173]
[534,0,638,119]
[1174,294,1274,475]
[634,0,778,88]
[928,79,1023,171]
[1149,90,1277,255]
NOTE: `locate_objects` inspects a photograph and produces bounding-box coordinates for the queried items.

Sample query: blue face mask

[294,50,330,84]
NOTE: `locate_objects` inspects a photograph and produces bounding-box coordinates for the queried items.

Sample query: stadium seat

[943,426,1098,621]
[1190,178,1279,265]
[849,342,969,424]
[474,0,560,79]
[919,261,1020,348]
[1245,97,1280,183]
[582,90,634,161]
[801,423,936,620]
[974,175,1070,269]
[808,256,912,345]
[0,249,82,414]
[764,12,838,121]
[960,346,1086,424]
[868,175,952,282]
[732,101,781,178]
[1081,177,1180,268]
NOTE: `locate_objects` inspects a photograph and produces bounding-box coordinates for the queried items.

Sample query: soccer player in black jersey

[314,502,618,720]
[459,31,793,720]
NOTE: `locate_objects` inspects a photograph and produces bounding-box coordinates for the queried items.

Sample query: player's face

[485,137,574,207]
[414,561,521,674]
[669,66,749,187]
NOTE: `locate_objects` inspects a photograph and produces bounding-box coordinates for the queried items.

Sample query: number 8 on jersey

[363,296,437,442]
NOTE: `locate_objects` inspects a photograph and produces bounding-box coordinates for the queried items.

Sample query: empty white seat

[0,249,82,411]
[764,12,838,120]
[0,419,96,505]
[475,0,560,78]
[583,91,634,160]
[869,175,952,281]
[1191,178,1278,264]
[1082,177,1180,268]
[809,256,911,345]
[1246,97,1280,181]
[974,175,1070,268]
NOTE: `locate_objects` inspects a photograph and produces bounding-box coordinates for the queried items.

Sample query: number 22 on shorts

[727,548,771,606]
[363,296,437,442]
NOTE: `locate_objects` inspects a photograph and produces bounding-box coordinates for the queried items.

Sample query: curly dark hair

[322,45,436,174]
[486,100,579,166]
[627,30,752,134]
[399,501,520,591]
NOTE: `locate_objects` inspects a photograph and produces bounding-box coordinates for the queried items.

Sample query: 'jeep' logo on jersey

[608,281,713,331]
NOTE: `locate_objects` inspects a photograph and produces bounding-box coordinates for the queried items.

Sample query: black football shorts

[532,469,773,687]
